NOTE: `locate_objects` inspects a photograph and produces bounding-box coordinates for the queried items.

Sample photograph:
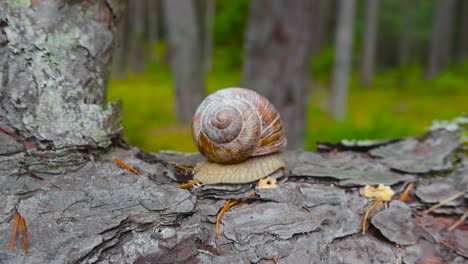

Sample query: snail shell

[192,87,287,164]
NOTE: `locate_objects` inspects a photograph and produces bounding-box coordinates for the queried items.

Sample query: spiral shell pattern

[192,87,287,164]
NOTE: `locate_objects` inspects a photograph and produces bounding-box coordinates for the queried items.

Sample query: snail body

[191,87,287,184]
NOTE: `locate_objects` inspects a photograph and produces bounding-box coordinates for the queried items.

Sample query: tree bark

[331,0,356,121]
[242,0,313,150]
[426,0,457,79]
[360,0,379,87]
[0,0,124,150]
[163,0,206,123]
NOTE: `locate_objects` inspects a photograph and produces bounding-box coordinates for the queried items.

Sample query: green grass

[108,47,467,152]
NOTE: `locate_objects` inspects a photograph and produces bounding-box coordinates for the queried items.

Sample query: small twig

[216,200,239,239]
[179,179,201,189]
[400,182,414,202]
[362,198,383,235]
[20,216,28,252]
[9,212,20,252]
[114,158,141,175]
[423,191,465,214]
[448,210,468,232]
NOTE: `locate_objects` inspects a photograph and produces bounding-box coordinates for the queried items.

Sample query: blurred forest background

[108,0,467,152]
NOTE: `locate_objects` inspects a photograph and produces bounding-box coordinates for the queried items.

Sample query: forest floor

[108,46,468,152]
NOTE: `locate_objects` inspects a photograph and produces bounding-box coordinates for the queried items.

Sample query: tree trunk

[163,0,206,123]
[360,0,379,87]
[195,0,215,73]
[457,0,468,62]
[146,0,159,45]
[128,0,146,73]
[0,0,124,151]
[426,0,457,79]
[310,0,333,58]
[112,7,130,78]
[242,0,313,150]
[331,0,356,121]
[398,0,413,66]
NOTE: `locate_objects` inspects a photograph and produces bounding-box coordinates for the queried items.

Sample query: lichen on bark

[0,0,124,148]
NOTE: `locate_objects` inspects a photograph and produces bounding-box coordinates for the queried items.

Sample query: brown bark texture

[162,0,206,123]
[242,0,313,150]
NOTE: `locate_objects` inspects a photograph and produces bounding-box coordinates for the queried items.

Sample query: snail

[191,87,287,184]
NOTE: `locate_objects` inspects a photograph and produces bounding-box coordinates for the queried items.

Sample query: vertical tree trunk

[426,0,457,79]
[242,0,313,150]
[457,0,468,61]
[331,0,356,121]
[128,0,146,73]
[310,0,333,58]
[195,0,215,73]
[398,0,413,66]
[360,0,379,87]
[163,0,206,123]
[0,0,125,150]
[146,0,159,50]
[112,8,130,78]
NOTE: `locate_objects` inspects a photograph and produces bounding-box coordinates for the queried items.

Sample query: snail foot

[10,212,28,253]
[216,200,240,239]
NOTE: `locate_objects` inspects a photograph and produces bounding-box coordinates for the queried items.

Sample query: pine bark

[360,0,379,87]
[331,0,356,121]
[242,0,313,150]
[0,0,125,151]
[163,0,206,123]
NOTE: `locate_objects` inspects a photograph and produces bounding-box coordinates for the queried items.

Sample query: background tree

[242,0,313,149]
[309,0,333,59]
[129,0,146,73]
[360,0,379,87]
[398,0,413,66]
[426,0,457,79]
[456,0,468,61]
[331,0,356,121]
[195,0,216,73]
[163,0,206,123]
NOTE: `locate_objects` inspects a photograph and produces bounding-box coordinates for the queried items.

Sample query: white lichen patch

[430,115,468,132]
